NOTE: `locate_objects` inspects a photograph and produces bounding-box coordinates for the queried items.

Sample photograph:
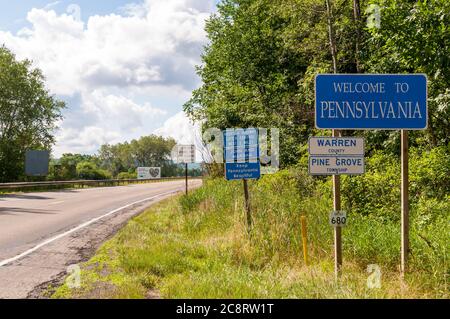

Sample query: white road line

[0,188,183,267]
[49,201,65,205]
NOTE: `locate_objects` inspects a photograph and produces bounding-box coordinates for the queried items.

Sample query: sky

[0,0,218,157]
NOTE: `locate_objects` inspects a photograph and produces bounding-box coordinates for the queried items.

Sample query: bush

[341,146,450,221]
[409,146,450,199]
[182,166,448,283]
[117,172,137,180]
[341,151,400,221]
[76,161,111,180]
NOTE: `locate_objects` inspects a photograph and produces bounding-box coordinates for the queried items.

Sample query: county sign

[308,137,365,175]
[315,74,427,129]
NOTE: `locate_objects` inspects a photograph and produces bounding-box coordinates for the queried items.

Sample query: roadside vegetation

[0,46,64,183]
[0,47,201,183]
[53,146,449,299]
[46,136,202,182]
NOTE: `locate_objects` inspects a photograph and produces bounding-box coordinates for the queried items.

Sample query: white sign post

[308,136,364,278]
[172,144,196,194]
[172,144,195,164]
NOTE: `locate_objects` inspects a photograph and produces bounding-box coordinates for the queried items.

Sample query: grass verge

[52,173,448,299]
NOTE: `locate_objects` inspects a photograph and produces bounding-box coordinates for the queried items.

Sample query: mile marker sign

[315,74,427,129]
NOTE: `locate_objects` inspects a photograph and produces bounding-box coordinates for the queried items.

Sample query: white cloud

[84,90,167,129]
[51,90,168,156]
[154,111,198,144]
[154,111,204,162]
[55,126,121,155]
[0,0,214,156]
[43,1,61,10]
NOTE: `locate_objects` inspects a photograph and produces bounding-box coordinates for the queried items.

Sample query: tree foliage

[0,46,65,182]
[185,0,450,165]
[76,161,111,180]
[49,153,99,180]
[98,135,178,177]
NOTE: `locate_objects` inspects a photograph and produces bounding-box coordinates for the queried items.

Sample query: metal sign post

[172,144,195,196]
[224,128,260,231]
[243,179,251,229]
[315,73,427,277]
[401,130,409,275]
[185,163,189,195]
[332,129,342,278]
[308,133,364,278]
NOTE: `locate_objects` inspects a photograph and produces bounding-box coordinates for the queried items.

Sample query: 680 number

[329,211,347,227]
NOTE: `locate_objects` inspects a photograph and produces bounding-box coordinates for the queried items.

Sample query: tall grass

[53,150,449,298]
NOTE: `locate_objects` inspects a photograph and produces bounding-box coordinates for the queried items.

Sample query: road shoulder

[0,191,180,299]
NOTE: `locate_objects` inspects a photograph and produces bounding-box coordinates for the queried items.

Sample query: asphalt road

[0,179,201,298]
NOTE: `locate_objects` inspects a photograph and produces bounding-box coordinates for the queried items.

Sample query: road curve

[0,179,201,298]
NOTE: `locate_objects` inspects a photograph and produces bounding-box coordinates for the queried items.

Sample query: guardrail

[0,176,201,192]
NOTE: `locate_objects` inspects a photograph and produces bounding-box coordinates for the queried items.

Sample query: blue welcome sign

[315,74,427,130]
[224,128,261,180]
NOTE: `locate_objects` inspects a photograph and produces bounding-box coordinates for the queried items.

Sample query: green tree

[0,46,65,182]
[50,153,98,180]
[76,161,111,180]
[184,0,353,166]
[185,0,450,165]
[364,0,450,149]
[98,135,177,177]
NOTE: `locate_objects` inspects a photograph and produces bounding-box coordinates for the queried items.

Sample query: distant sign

[224,128,260,180]
[25,150,49,176]
[172,144,195,164]
[315,74,427,129]
[148,167,161,179]
[137,167,161,180]
[329,211,347,227]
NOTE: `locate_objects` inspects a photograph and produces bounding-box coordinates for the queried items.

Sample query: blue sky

[0,1,134,32]
[0,0,219,157]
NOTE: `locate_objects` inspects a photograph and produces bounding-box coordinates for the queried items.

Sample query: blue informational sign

[25,150,50,176]
[315,74,427,130]
[224,128,261,180]
[225,162,261,180]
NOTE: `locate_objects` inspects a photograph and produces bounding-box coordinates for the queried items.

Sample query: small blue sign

[224,128,261,180]
[225,162,261,180]
[315,74,427,130]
